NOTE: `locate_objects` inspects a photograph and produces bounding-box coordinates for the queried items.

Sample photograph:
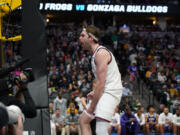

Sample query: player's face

[164,108,169,115]
[79,31,90,50]
[56,110,60,116]
[149,107,155,113]
[138,109,142,114]
[127,109,132,115]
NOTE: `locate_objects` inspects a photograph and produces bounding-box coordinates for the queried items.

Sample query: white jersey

[173,114,180,126]
[158,112,173,125]
[111,113,120,125]
[91,45,123,100]
[135,113,145,126]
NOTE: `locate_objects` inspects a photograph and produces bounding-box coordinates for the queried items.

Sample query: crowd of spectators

[46,21,180,135]
[3,41,22,68]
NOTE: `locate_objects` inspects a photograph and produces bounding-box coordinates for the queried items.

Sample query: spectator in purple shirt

[121,106,139,135]
[128,60,138,81]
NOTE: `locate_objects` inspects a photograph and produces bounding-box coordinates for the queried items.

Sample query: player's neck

[138,113,141,116]
[90,43,100,55]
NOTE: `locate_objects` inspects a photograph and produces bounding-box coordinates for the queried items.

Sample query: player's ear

[89,36,94,42]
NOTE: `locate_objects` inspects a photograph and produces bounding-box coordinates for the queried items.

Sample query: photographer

[0,73,36,118]
[0,72,37,123]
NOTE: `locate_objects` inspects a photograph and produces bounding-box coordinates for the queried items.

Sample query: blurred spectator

[176,80,180,93]
[128,60,137,82]
[65,108,81,135]
[171,96,180,113]
[53,91,67,117]
[122,82,133,97]
[159,107,173,134]
[67,94,78,109]
[108,105,121,135]
[169,83,179,98]
[135,106,145,134]
[52,109,66,135]
[158,71,167,84]
[48,81,56,96]
[67,102,78,114]
[49,103,54,117]
[158,104,165,114]
[173,108,180,135]
[121,106,138,135]
[159,85,170,106]
[50,120,56,135]
[132,99,141,112]
[120,97,132,112]
[75,92,84,113]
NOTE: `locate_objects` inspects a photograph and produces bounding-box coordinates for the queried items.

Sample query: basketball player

[173,108,180,135]
[159,107,173,135]
[78,25,123,135]
[145,105,159,135]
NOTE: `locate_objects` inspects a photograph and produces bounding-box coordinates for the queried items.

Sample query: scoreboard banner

[38,3,180,14]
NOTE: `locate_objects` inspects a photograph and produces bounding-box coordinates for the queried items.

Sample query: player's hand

[86,107,94,114]
[71,122,76,128]
[87,91,94,100]
[166,121,171,124]
[130,118,135,122]
[19,73,27,80]
[16,73,28,89]
[20,73,28,89]
[55,123,59,128]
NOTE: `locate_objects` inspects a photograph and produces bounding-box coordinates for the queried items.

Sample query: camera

[0,67,34,97]
[11,68,35,85]
[0,59,34,96]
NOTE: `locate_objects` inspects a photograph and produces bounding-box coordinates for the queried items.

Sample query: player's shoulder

[95,48,110,61]
[96,47,110,55]
[169,113,173,116]
[159,113,164,117]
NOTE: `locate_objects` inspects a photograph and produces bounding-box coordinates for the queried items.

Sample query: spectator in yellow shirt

[67,102,78,114]
[170,84,179,98]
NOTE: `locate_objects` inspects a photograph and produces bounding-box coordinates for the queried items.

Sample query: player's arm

[145,114,149,124]
[158,114,163,125]
[167,114,173,124]
[141,114,145,125]
[155,114,159,124]
[87,49,110,114]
